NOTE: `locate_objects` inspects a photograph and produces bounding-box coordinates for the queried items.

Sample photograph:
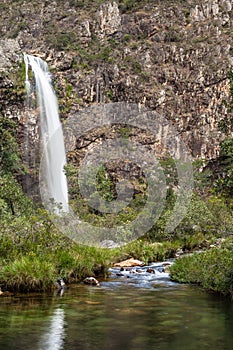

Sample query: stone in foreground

[83,277,100,286]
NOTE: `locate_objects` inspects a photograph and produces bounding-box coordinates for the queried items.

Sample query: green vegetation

[0,115,183,292]
[168,135,233,297]
[65,0,153,14]
[0,0,232,296]
[168,95,233,298]
[1,105,233,294]
[170,242,233,297]
[214,138,233,197]
[164,27,183,42]
[0,256,56,293]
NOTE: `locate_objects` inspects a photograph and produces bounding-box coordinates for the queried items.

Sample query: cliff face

[0,0,233,167]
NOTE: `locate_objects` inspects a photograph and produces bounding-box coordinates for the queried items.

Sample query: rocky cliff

[0,0,233,173]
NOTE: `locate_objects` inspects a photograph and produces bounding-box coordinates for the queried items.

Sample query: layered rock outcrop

[0,0,232,170]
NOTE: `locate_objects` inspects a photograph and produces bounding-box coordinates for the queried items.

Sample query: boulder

[114,258,145,267]
[83,277,100,286]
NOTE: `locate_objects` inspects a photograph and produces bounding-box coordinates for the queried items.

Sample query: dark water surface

[0,264,233,350]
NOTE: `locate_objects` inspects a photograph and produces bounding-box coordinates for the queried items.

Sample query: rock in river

[114,258,145,268]
[83,277,100,286]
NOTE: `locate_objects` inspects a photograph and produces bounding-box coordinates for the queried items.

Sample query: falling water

[24,53,69,213]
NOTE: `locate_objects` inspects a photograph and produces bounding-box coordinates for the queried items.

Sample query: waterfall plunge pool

[0,270,232,350]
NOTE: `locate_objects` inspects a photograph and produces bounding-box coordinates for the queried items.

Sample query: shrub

[170,247,233,296]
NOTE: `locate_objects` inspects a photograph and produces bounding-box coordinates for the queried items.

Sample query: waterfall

[24,53,69,213]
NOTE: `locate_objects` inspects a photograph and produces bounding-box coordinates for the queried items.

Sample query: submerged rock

[116,272,125,276]
[146,268,155,274]
[157,267,165,273]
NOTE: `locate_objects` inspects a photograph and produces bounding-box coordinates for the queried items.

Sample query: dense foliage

[170,243,233,297]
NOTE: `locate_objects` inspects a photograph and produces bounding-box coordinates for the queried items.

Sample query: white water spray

[24,53,69,213]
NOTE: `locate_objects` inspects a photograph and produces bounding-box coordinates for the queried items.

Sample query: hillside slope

[0,0,233,204]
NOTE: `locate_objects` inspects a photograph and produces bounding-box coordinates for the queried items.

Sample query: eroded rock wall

[0,0,233,167]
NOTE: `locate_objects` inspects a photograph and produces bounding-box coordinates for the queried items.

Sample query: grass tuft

[0,256,56,292]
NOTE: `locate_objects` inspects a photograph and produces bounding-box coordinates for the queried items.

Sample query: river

[0,262,232,350]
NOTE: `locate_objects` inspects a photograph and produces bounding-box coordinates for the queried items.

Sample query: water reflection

[0,279,233,350]
[38,308,65,350]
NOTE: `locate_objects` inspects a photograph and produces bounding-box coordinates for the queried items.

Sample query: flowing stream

[24,53,69,213]
[0,264,233,350]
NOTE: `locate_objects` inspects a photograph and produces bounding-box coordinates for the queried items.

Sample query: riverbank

[1,273,233,350]
[0,237,180,293]
[0,226,229,295]
[170,237,233,298]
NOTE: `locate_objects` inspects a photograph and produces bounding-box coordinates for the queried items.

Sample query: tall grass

[170,244,233,297]
[120,239,180,264]
[0,256,56,292]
